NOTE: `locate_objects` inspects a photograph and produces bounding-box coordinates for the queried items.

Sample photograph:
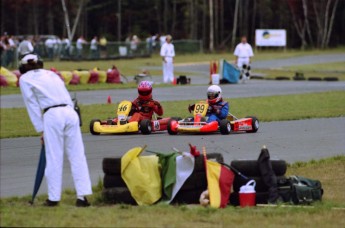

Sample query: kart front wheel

[219,119,231,135]
[167,119,178,135]
[246,116,259,133]
[90,119,101,135]
[140,119,152,135]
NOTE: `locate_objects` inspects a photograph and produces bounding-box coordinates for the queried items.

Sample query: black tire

[103,174,127,188]
[230,160,287,176]
[167,119,178,135]
[171,189,205,205]
[179,171,207,191]
[171,117,182,121]
[102,187,137,205]
[245,116,259,133]
[275,76,290,80]
[308,77,322,81]
[89,119,101,135]
[103,157,121,175]
[219,119,231,135]
[140,119,152,135]
[194,153,224,172]
[323,77,338,81]
[232,176,288,193]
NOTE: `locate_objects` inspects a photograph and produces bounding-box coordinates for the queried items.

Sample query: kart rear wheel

[245,116,259,133]
[90,119,101,135]
[219,119,231,135]
[167,119,178,135]
[140,119,152,135]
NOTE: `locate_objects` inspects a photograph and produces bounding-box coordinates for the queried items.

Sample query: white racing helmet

[207,85,222,104]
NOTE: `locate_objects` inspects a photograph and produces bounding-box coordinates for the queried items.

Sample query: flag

[121,146,162,205]
[156,152,195,202]
[204,149,235,208]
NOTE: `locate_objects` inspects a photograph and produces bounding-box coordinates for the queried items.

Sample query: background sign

[255,29,287,47]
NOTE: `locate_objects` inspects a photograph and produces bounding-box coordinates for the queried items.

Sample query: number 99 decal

[193,102,208,116]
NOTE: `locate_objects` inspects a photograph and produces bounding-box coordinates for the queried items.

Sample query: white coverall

[19,69,92,201]
[233,42,254,69]
[160,42,175,83]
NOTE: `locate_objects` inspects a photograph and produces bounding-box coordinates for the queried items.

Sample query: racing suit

[206,99,229,123]
[129,98,164,123]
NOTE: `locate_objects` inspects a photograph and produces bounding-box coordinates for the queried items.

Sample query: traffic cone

[107,95,112,104]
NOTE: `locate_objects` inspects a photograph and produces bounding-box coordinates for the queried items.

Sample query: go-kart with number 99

[90,100,173,135]
[167,101,259,135]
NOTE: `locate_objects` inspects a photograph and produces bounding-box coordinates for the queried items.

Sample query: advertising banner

[255,29,286,47]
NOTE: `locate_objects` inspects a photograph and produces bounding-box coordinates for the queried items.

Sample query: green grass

[1,156,344,227]
[1,91,344,138]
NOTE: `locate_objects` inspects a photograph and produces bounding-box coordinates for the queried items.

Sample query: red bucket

[239,192,256,207]
[239,180,256,207]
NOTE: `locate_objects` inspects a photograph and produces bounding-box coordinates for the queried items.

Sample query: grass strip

[1,91,344,138]
[1,156,344,227]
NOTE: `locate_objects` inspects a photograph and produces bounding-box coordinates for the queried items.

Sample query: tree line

[1,0,344,50]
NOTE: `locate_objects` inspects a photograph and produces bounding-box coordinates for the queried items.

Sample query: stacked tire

[102,153,224,205]
[229,159,288,206]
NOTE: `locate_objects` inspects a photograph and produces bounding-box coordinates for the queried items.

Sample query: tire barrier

[0,66,123,87]
[102,153,224,205]
[307,77,322,81]
[230,160,287,176]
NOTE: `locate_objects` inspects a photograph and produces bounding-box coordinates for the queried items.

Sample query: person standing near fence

[18,54,92,207]
[18,36,34,57]
[90,36,99,59]
[233,36,254,82]
[160,35,175,84]
[76,36,87,60]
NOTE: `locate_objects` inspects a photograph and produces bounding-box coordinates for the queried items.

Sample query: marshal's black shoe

[76,197,90,207]
[43,199,59,207]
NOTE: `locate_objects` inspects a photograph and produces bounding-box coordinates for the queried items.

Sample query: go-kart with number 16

[167,101,259,135]
[90,100,173,135]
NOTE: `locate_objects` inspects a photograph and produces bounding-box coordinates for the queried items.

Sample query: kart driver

[188,85,229,123]
[129,81,164,122]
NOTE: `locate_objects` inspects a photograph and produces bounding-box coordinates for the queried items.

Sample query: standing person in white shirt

[233,36,254,82]
[160,35,175,84]
[19,54,92,207]
[17,36,34,57]
[76,36,87,60]
[90,36,98,59]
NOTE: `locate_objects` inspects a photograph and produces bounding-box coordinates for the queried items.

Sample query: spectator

[18,54,92,207]
[45,38,55,61]
[99,36,107,58]
[17,36,34,57]
[7,35,17,68]
[233,36,254,82]
[160,35,175,84]
[0,35,9,66]
[61,37,71,58]
[130,35,140,55]
[90,36,99,59]
[76,36,87,60]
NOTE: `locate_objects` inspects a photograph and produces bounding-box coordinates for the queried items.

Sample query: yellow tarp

[121,147,162,205]
[0,67,18,87]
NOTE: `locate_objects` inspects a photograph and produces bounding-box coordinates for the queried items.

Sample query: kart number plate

[153,120,160,130]
[194,102,208,117]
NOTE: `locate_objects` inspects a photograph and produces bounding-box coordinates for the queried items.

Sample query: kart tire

[102,187,137,205]
[245,116,259,133]
[167,119,178,135]
[103,157,121,175]
[194,153,224,172]
[90,119,101,135]
[219,119,231,135]
[230,160,287,176]
[103,174,127,188]
[140,119,152,135]
[232,175,287,193]
[171,189,205,205]
[179,171,207,191]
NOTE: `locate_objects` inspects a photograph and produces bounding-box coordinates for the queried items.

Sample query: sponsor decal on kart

[153,120,160,130]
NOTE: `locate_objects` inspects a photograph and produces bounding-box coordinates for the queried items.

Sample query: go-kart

[167,101,259,135]
[90,100,172,135]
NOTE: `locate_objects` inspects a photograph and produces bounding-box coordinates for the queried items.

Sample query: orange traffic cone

[107,95,112,104]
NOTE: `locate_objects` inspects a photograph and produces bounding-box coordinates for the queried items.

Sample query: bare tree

[209,0,214,51]
[231,0,239,49]
[61,0,85,42]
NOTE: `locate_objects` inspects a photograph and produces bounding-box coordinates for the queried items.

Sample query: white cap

[20,54,38,64]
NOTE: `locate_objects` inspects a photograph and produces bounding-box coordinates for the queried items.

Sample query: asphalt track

[1,54,345,198]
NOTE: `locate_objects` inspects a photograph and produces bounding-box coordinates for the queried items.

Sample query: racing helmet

[19,53,43,74]
[138,81,152,100]
[207,85,222,104]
